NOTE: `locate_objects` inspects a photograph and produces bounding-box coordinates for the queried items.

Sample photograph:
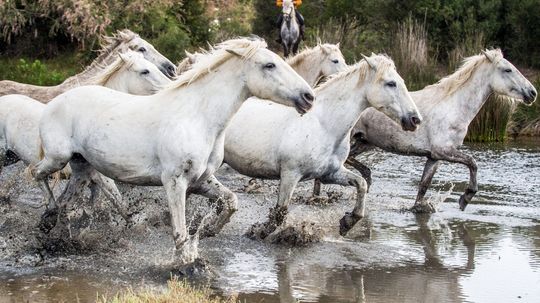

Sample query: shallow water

[1,139,539,303]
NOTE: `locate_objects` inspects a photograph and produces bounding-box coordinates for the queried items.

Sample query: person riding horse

[276,2,305,44]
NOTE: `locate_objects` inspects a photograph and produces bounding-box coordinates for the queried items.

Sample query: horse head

[361,54,422,131]
[115,29,177,78]
[482,49,537,105]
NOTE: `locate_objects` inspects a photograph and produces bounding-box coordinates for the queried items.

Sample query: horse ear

[185,51,196,62]
[361,54,377,70]
[336,42,340,48]
[482,50,495,62]
[226,48,244,57]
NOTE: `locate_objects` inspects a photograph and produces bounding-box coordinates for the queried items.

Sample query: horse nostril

[530,89,537,98]
[411,116,421,126]
[302,93,314,103]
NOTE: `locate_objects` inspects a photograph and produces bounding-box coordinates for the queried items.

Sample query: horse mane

[425,49,503,97]
[316,54,395,91]
[286,43,338,66]
[167,38,267,89]
[86,53,137,86]
[99,29,138,59]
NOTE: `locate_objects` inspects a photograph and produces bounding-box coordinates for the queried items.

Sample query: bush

[0,56,79,85]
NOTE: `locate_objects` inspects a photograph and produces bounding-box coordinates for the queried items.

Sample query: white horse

[32,38,315,264]
[223,54,422,239]
[280,0,302,57]
[286,43,347,86]
[0,29,176,103]
[0,51,171,228]
[354,49,537,212]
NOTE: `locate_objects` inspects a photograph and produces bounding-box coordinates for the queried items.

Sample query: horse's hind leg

[320,166,368,236]
[192,175,238,238]
[89,172,128,222]
[32,151,72,232]
[411,158,440,213]
[432,148,477,211]
[292,41,300,55]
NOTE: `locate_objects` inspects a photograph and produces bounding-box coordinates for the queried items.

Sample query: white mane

[168,38,267,89]
[425,49,504,97]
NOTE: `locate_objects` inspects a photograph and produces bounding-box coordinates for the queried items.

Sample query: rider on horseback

[276,0,305,44]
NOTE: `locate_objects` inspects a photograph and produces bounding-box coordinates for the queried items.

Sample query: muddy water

[0,139,539,303]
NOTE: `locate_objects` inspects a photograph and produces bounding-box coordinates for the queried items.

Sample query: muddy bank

[1,139,540,302]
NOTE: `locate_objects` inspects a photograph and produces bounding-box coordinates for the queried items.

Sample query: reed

[390,15,438,91]
[465,95,516,142]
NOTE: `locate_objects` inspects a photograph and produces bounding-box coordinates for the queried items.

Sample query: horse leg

[292,41,300,56]
[411,158,440,213]
[32,148,72,232]
[313,179,322,196]
[163,174,197,264]
[345,157,372,190]
[89,172,128,222]
[192,175,238,239]
[248,170,301,240]
[432,148,477,211]
[320,166,368,236]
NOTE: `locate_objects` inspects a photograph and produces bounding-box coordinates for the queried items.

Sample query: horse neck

[288,53,322,86]
[162,61,249,134]
[424,64,493,124]
[102,71,129,93]
[312,77,368,143]
[62,45,127,87]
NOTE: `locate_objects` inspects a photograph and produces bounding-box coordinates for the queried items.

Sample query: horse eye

[264,63,276,69]
[140,69,150,75]
[332,59,339,64]
[139,47,147,53]
[386,81,397,88]
[504,68,512,73]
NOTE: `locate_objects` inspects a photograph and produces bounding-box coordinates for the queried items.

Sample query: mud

[1,139,540,302]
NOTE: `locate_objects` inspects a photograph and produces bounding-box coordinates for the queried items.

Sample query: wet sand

[0,139,539,303]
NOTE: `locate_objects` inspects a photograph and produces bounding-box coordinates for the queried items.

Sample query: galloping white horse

[354,49,537,212]
[32,38,315,263]
[223,54,422,239]
[0,29,176,102]
[0,52,171,226]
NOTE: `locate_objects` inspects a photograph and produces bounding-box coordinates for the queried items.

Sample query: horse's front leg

[432,148,478,210]
[411,158,440,213]
[345,157,372,190]
[247,170,301,240]
[320,166,368,236]
[191,175,238,238]
[163,173,198,264]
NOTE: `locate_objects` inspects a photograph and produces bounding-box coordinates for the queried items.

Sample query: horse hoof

[410,202,436,214]
[174,235,199,265]
[459,196,469,211]
[39,207,59,234]
[339,212,362,236]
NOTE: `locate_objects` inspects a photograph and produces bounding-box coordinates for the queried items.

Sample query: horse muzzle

[522,88,537,105]
[161,62,177,79]
[294,92,315,114]
[401,113,422,131]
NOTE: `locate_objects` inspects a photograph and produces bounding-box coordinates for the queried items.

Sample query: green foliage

[0,56,79,85]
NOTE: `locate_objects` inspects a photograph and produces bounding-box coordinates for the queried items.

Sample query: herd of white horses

[0,29,536,264]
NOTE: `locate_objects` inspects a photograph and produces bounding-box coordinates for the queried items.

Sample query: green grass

[0,53,83,85]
